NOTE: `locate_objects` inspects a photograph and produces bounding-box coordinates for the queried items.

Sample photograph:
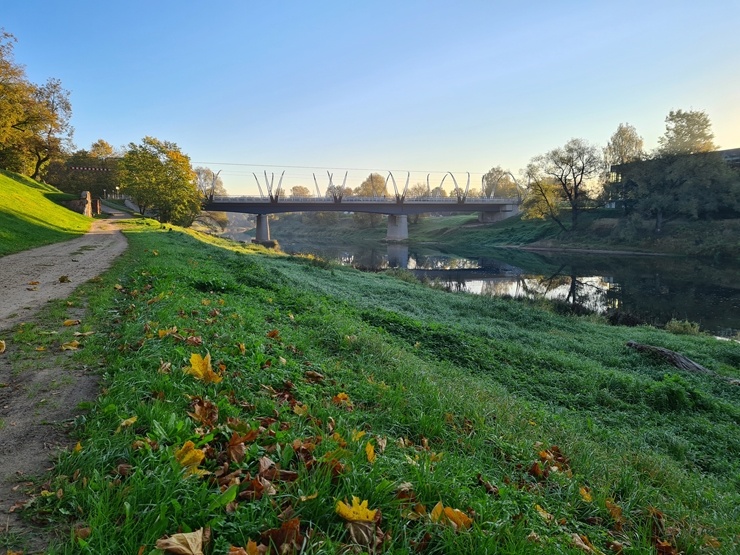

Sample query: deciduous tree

[118,137,201,225]
[528,138,601,230]
[658,109,716,155]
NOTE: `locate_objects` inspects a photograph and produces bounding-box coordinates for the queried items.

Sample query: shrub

[665,319,701,335]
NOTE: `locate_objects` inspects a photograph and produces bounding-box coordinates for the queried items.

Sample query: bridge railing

[210,195,519,204]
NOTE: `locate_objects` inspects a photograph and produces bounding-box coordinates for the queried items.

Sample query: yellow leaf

[336,496,377,522]
[35,345,46,351]
[535,504,554,522]
[331,432,347,447]
[184,352,222,384]
[61,340,80,351]
[299,492,318,502]
[174,441,206,476]
[579,486,593,503]
[114,283,124,290]
[116,415,138,433]
[365,442,376,464]
[73,331,95,337]
[293,403,309,416]
[0,340,6,354]
[74,442,82,453]
[155,528,204,554]
[351,429,366,441]
[63,319,80,326]
[430,501,444,523]
[238,343,246,355]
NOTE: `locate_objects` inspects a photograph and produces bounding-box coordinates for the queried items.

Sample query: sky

[3,0,740,195]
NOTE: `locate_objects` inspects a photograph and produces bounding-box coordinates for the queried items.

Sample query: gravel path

[0,209,129,553]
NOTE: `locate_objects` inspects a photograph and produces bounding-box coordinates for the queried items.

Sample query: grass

[0,170,91,255]
[8,218,736,554]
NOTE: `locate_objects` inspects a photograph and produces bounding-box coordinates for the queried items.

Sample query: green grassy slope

[0,170,91,256]
[12,222,737,554]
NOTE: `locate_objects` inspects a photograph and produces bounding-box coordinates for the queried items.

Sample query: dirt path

[0,209,129,553]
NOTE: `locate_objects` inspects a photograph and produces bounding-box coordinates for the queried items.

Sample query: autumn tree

[521,162,567,230]
[482,166,519,198]
[527,138,602,230]
[603,123,644,210]
[658,109,716,155]
[352,173,387,227]
[118,137,201,225]
[291,185,312,197]
[192,166,229,232]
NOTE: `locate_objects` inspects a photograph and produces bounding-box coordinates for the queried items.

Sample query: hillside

[2,218,736,553]
[0,170,91,256]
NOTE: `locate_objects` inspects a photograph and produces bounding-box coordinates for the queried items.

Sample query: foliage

[0,31,74,179]
[352,173,387,227]
[193,166,229,232]
[118,136,202,225]
[658,109,716,155]
[521,167,565,229]
[44,141,119,199]
[664,319,701,336]
[526,139,602,230]
[290,185,311,197]
[482,166,519,198]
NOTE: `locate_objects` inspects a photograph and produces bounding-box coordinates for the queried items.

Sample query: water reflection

[280,241,740,337]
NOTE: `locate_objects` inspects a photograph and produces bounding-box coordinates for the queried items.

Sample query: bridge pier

[478,204,520,223]
[254,214,271,242]
[386,214,408,242]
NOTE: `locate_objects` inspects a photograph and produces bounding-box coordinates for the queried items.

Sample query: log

[626,340,713,375]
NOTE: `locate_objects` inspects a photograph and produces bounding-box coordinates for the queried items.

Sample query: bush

[665,319,701,335]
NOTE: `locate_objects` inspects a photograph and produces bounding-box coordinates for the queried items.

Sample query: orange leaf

[332,392,352,407]
[430,501,444,523]
[443,507,473,530]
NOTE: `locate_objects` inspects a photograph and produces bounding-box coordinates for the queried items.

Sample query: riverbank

[6,219,739,553]
[261,211,740,259]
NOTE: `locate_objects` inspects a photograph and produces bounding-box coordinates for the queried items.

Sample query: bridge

[203,195,521,242]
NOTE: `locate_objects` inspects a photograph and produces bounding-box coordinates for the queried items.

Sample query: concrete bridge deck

[203,195,520,242]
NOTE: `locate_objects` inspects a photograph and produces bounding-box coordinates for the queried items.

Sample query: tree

[604,123,644,210]
[627,152,739,232]
[90,139,117,159]
[44,139,119,198]
[521,162,567,230]
[291,185,311,197]
[353,173,387,197]
[657,109,716,155]
[528,138,602,230]
[192,166,229,232]
[118,137,201,225]
[482,166,519,198]
[352,173,387,227]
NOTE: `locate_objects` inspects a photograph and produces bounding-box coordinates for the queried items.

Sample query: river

[279,241,740,338]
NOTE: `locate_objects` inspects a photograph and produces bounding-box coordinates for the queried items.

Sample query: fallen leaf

[35,345,46,351]
[155,528,204,554]
[0,340,6,354]
[333,392,353,407]
[365,442,376,464]
[116,415,137,433]
[61,340,80,351]
[28,280,40,285]
[535,504,554,522]
[183,352,222,384]
[571,533,602,554]
[336,496,377,522]
[174,441,206,476]
[73,331,95,337]
[580,486,593,503]
[260,518,303,554]
[299,492,318,502]
[59,275,70,283]
[63,319,81,326]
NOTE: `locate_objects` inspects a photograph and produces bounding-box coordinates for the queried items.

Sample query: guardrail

[210,196,519,204]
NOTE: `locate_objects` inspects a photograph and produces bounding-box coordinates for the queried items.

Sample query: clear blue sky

[4,0,740,195]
